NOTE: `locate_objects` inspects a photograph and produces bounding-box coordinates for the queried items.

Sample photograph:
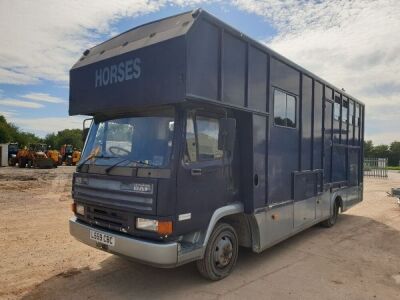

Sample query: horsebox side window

[349,101,354,125]
[274,88,296,128]
[334,94,341,121]
[342,98,348,124]
[355,104,361,126]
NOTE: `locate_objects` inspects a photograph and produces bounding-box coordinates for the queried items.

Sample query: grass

[387,166,400,171]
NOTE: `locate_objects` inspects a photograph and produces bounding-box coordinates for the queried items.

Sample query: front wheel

[196,222,238,281]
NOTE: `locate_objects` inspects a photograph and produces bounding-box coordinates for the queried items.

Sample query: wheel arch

[331,192,344,213]
[202,203,244,248]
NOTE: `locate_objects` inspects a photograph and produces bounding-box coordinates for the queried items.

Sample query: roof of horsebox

[72,10,198,70]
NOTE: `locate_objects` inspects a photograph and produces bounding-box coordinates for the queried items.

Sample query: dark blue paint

[301,75,313,171]
[69,10,365,238]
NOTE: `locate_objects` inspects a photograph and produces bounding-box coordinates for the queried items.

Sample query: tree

[0,122,11,143]
[44,133,58,149]
[372,144,390,159]
[0,114,41,146]
[389,141,400,166]
[364,140,374,158]
[44,129,83,150]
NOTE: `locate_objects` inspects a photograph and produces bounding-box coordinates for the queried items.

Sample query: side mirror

[82,118,93,143]
[218,118,236,153]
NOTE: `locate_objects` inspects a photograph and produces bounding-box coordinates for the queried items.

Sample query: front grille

[74,185,153,211]
[73,178,155,213]
[85,204,134,234]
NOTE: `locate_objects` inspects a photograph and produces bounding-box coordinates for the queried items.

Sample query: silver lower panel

[252,186,362,252]
[69,217,179,267]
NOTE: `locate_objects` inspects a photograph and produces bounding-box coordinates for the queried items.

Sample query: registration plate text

[90,230,115,246]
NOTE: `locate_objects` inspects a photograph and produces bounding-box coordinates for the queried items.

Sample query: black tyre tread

[392,188,400,197]
[321,201,339,228]
[18,159,26,168]
[196,222,238,281]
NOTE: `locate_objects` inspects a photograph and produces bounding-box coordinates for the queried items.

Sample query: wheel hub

[214,236,233,267]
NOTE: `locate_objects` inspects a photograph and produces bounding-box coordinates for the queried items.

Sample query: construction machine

[46,146,62,167]
[71,149,81,165]
[8,142,19,166]
[60,144,78,166]
[16,143,55,169]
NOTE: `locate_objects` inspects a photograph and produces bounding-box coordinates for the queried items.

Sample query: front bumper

[69,217,179,267]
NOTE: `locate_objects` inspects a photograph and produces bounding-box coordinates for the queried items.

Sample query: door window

[185,114,223,163]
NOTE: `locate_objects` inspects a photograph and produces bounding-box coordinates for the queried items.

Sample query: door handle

[191,168,202,176]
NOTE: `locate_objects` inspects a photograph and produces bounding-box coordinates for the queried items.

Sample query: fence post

[364,157,388,178]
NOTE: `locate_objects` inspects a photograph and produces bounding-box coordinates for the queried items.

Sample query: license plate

[90,230,115,246]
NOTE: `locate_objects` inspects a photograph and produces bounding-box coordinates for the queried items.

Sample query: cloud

[232,0,400,144]
[9,116,85,137]
[1,0,399,144]
[21,92,65,104]
[0,110,18,119]
[0,0,207,85]
[0,68,39,85]
[0,98,44,108]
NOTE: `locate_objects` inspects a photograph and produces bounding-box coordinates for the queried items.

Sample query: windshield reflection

[82,110,175,168]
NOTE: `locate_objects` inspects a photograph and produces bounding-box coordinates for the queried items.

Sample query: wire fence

[364,157,388,178]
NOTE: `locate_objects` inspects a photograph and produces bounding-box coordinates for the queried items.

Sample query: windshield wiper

[76,154,115,172]
[105,158,155,174]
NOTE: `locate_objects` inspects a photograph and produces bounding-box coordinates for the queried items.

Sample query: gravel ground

[0,167,399,299]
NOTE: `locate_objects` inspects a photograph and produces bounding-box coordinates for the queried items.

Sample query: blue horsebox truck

[69,9,365,280]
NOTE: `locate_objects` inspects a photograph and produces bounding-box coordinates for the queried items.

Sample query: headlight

[11,154,16,158]
[136,218,172,235]
[136,218,158,231]
[76,204,85,215]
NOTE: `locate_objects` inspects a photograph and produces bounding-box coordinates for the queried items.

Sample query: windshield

[66,145,73,153]
[81,110,175,168]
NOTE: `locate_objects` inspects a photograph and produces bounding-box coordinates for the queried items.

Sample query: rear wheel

[321,200,339,227]
[196,223,238,281]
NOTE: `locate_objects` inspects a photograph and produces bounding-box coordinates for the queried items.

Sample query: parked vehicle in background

[60,144,74,165]
[16,144,54,169]
[71,149,81,166]
[8,143,19,166]
[68,9,365,280]
[46,147,62,167]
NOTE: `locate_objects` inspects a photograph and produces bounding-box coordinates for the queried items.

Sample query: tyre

[8,158,16,166]
[196,222,238,281]
[27,160,33,168]
[321,200,339,227]
[18,158,26,168]
[392,188,400,197]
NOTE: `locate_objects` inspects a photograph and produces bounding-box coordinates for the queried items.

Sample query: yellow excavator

[46,146,62,167]
[16,143,55,169]
[71,148,81,165]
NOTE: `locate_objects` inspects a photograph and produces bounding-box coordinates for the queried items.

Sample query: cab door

[176,110,233,234]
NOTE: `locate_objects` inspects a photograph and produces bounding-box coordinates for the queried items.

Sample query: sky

[0,0,399,144]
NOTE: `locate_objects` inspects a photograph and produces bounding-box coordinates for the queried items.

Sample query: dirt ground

[0,167,399,300]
